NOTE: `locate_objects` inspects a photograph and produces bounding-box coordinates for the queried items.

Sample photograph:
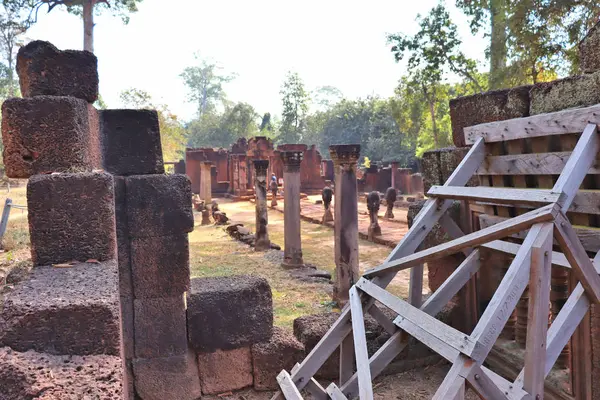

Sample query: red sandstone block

[114,177,133,298]
[251,326,305,391]
[133,350,201,400]
[130,233,190,299]
[2,96,99,178]
[0,262,120,356]
[27,172,117,266]
[125,174,194,238]
[100,109,165,176]
[134,295,187,358]
[187,275,273,352]
[449,86,530,147]
[16,40,98,102]
[197,347,253,395]
[120,296,134,360]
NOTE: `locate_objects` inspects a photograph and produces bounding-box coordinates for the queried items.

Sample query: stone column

[199,161,212,204]
[322,186,333,223]
[367,191,381,240]
[253,159,271,251]
[329,144,360,304]
[280,151,304,268]
[390,161,399,190]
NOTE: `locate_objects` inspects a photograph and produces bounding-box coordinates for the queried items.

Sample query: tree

[0,4,29,96]
[279,71,310,144]
[4,0,142,52]
[312,85,343,111]
[180,54,235,118]
[119,88,186,162]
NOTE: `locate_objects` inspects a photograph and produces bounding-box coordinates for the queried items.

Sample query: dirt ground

[189,199,428,327]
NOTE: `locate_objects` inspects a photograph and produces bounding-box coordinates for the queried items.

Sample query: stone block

[580,24,600,74]
[187,275,273,352]
[421,149,442,193]
[125,174,194,238]
[120,296,134,360]
[449,86,530,147]
[0,347,122,400]
[530,71,600,115]
[100,109,164,176]
[133,350,202,400]
[27,172,117,266]
[251,326,305,391]
[2,96,99,178]
[134,295,187,358]
[438,147,478,187]
[114,177,133,298]
[0,262,120,356]
[16,40,98,102]
[197,347,253,395]
[130,233,190,299]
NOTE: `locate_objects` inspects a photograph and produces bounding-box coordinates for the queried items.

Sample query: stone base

[368,224,382,240]
[0,347,122,400]
[322,208,333,223]
[0,262,120,356]
[384,209,394,219]
[197,347,253,395]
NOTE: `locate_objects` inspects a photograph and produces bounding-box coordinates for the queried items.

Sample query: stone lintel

[329,144,361,165]
[253,159,270,176]
[280,151,303,172]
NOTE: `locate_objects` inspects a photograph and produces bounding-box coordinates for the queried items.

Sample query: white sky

[24,0,488,122]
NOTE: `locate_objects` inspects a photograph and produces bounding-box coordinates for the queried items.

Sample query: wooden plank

[276,370,303,400]
[367,304,396,334]
[554,211,600,303]
[394,313,461,362]
[522,223,553,398]
[464,104,600,144]
[480,213,600,253]
[421,250,481,315]
[357,278,480,357]
[427,185,563,207]
[466,364,509,400]
[433,358,468,400]
[349,287,374,400]
[482,366,530,400]
[471,223,546,362]
[440,213,472,256]
[481,239,572,269]
[364,204,557,278]
[289,363,327,400]
[408,264,423,308]
[477,151,600,176]
[339,334,354,386]
[326,383,349,400]
[386,137,486,265]
[553,123,599,212]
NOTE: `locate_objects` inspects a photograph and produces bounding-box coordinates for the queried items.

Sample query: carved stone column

[367,191,381,240]
[253,159,270,251]
[199,161,212,204]
[280,151,304,268]
[329,144,360,304]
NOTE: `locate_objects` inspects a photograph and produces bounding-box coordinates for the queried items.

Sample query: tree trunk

[83,0,95,53]
[489,0,507,90]
[7,43,14,97]
[423,85,439,148]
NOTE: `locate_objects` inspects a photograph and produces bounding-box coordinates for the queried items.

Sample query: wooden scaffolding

[272,105,600,400]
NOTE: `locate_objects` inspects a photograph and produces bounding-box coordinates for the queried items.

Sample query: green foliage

[279,71,310,143]
[186,102,260,149]
[119,88,186,162]
[3,0,142,23]
[180,54,235,118]
[312,85,343,111]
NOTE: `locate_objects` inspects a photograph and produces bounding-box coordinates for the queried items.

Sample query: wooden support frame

[427,185,565,207]
[274,119,600,400]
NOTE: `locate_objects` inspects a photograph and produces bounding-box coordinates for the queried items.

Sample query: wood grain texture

[428,185,563,206]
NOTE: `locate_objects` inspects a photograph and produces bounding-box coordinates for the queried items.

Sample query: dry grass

[189,200,421,328]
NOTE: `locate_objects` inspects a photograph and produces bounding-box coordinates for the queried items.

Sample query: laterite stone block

[27,172,116,266]
[187,275,273,352]
[16,40,98,102]
[530,71,600,115]
[580,24,600,74]
[0,262,120,356]
[251,326,305,391]
[125,174,194,238]
[130,233,190,299]
[197,347,253,395]
[449,86,530,147]
[2,96,99,178]
[134,296,187,358]
[133,350,202,400]
[100,109,164,176]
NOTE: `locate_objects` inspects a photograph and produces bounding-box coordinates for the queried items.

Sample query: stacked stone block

[0,40,124,398]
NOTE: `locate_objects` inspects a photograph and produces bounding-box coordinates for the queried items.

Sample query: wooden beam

[367,304,396,334]
[433,357,469,400]
[476,151,600,176]
[408,264,424,308]
[289,363,327,400]
[465,365,509,400]
[326,383,349,400]
[481,240,572,269]
[554,211,600,303]
[553,123,599,212]
[276,370,303,400]
[339,334,354,386]
[349,287,374,400]
[364,204,557,278]
[464,104,600,144]
[439,213,472,256]
[357,278,480,358]
[522,223,553,398]
[427,186,564,207]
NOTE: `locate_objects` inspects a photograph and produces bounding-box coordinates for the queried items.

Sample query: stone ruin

[0,40,308,399]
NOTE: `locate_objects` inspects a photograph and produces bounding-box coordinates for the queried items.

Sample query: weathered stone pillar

[253,159,270,251]
[199,161,212,204]
[270,179,278,207]
[322,186,333,223]
[390,161,399,190]
[329,144,360,304]
[280,151,304,268]
[367,191,381,240]
[384,187,397,219]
